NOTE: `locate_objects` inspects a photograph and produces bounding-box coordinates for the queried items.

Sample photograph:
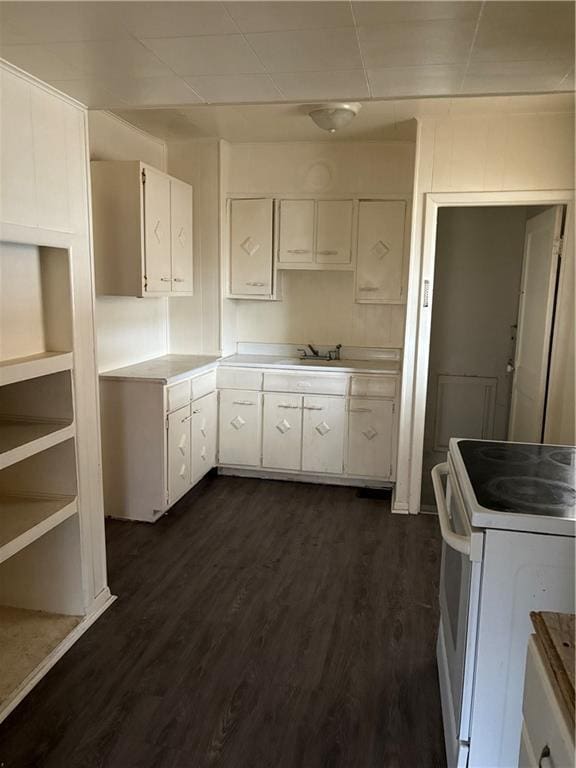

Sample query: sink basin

[276,358,344,367]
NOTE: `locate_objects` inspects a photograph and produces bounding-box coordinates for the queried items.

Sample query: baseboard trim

[218,466,393,489]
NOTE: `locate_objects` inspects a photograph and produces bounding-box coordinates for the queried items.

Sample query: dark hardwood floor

[0,475,446,768]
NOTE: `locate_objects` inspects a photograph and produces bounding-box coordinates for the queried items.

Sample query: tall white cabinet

[0,63,111,722]
[91,161,194,297]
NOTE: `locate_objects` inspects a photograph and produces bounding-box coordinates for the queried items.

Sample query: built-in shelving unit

[0,240,84,721]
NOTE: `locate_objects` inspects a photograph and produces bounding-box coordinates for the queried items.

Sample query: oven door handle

[432,462,471,556]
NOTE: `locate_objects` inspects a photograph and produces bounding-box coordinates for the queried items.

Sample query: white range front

[432,439,575,768]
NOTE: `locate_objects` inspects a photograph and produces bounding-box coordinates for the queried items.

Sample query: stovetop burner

[457,441,576,518]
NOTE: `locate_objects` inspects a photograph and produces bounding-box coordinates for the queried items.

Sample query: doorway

[421,204,565,509]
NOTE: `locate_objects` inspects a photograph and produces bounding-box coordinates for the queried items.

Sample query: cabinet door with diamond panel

[355,200,406,303]
[191,391,217,484]
[262,393,302,470]
[301,396,345,474]
[347,398,395,479]
[229,198,273,297]
[168,404,192,504]
[218,389,262,466]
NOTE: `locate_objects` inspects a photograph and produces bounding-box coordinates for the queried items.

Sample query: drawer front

[217,367,263,391]
[191,369,216,400]
[264,371,347,396]
[167,380,191,412]
[350,375,397,399]
[522,637,574,768]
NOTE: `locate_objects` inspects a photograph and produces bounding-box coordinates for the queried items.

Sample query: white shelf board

[0,495,77,565]
[0,420,75,470]
[0,605,81,710]
[0,352,73,387]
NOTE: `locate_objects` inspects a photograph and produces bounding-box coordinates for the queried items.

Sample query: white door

[191,391,217,484]
[302,396,345,474]
[218,389,262,466]
[315,200,353,265]
[509,206,563,442]
[277,200,315,264]
[347,398,395,479]
[143,165,172,293]
[262,393,302,470]
[356,200,406,302]
[170,178,193,293]
[168,404,191,504]
[229,198,273,296]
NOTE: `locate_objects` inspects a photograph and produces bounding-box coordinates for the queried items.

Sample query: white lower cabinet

[262,393,302,470]
[191,391,217,485]
[219,389,262,466]
[302,396,346,474]
[168,404,192,505]
[347,398,396,479]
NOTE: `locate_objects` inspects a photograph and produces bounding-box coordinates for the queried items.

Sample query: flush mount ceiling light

[308,102,362,133]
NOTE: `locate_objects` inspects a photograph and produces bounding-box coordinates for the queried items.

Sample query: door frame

[398,190,574,515]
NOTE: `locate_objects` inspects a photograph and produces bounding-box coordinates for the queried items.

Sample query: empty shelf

[0,352,73,387]
[0,495,77,564]
[0,419,75,470]
[0,606,81,708]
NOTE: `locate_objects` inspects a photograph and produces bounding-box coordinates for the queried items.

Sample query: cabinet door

[143,166,172,293]
[262,393,302,470]
[229,198,273,296]
[356,200,406,303]
[347,399,395,479]
[191,391,217,484]
[168,404,192,504]
[302,396,345,474]
[218,389,262,466]
[278,200,315,264]
[170,178,193,293]
[315,200,353,265]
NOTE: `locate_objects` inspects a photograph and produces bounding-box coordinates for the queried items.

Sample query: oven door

[432,458,483,768]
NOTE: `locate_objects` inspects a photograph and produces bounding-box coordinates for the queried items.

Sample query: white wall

[166,138,221,355]
[88,111,169,372]
[224,141,415,350]
[421,206,528,506]
[396,105,575,514]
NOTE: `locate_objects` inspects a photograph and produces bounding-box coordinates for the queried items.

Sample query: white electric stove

[432,439,575,768]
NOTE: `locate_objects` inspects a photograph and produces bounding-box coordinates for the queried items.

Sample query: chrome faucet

[297,343,342,361]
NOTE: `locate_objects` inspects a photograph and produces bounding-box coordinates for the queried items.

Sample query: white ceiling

[111,93,574,143]
[0,1,574,109]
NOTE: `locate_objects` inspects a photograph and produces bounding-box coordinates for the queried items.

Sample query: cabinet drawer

[217,367,263,391]
[191,369,216,400]
[167,380,190,412]
[264,372,347,396]
[522,637,574,768]
[350,375,397,399]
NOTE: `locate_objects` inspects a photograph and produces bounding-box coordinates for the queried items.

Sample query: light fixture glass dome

[308,103,362,133]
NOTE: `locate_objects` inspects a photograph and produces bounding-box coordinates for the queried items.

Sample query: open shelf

[0,352,73,387]
[0,495,77,565]
[0,605,81,709]
[0,419,74,471]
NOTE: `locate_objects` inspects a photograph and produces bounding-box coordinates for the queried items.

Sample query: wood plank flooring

[0,475,446,768]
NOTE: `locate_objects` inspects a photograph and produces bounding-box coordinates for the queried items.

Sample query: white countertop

[100,355,220,385]
[219,354,401,374]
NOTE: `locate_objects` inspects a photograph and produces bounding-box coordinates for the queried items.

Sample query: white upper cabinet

[170,178,194,293]
[315,200,353,266]
[301,395,345,475]
[91,161,193,297]
[355,200,406,304]
[143,166,172,293]
[229,198,274,298]
[277,200,315,265]
[276,199,354,270]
